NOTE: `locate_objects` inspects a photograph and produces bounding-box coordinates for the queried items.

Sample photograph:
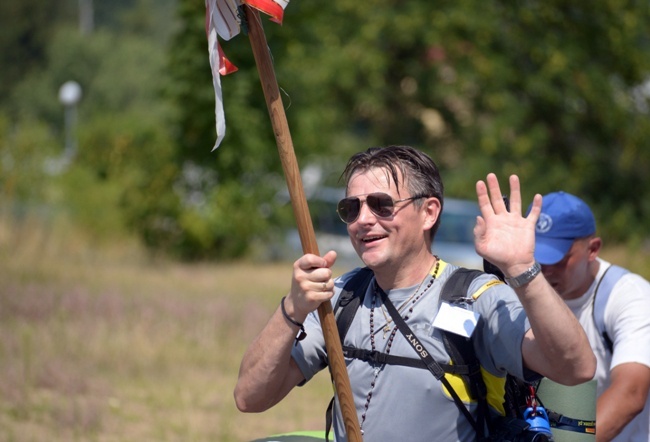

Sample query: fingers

[293,253,336,295]
[507,175,522,214]
[296,253,328,271]
[476,173,506,216]
[288,252,337,319]
[526,193,542,222]
[477,173,527,215]
[487,174,503,212]
[475,179,491,215]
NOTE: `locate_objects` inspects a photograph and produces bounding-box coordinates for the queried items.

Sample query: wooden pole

[244,6,362,441]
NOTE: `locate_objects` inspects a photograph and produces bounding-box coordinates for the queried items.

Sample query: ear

[587,237,602,260]
[422,197,442,230]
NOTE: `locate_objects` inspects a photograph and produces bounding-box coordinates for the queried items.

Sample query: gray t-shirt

[292,261,531,442]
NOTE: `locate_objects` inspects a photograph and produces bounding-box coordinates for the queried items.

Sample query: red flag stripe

[218,42,238,75]
[243,0,285,24]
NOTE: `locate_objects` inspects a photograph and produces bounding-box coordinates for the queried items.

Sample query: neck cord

[359,257,440,434]
[377,258,438,338]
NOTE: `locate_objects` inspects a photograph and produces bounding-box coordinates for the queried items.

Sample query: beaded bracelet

[280,296,307,346]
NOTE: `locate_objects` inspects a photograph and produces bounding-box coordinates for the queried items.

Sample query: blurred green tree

[166,0,293,259]
[3,16,183,250]
[3,0,649,260]
[0,1,73,108]
[169,0,650,250]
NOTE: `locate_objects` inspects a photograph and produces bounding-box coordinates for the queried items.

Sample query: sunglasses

[336,192,429,224]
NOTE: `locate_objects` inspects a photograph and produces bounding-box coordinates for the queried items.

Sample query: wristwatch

[505,262,542,288]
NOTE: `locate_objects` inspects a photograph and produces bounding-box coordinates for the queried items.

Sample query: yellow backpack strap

[470,279,504,301]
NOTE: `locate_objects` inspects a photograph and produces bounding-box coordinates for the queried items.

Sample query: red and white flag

[205,0,289,150]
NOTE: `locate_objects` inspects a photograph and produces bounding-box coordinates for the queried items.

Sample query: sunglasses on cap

[336,192,430,224]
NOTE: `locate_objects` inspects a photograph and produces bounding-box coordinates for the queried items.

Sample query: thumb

[323,250,338,268]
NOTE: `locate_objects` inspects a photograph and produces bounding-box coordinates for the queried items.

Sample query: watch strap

[505,261,542,288]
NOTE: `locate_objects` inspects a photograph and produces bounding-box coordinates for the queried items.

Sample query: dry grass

[0,214,334,442]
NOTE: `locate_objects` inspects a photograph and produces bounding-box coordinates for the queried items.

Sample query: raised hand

[474,173,542,278]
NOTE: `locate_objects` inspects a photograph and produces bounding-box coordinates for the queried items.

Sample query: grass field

[2,213,649,442]
[0,215,335,442]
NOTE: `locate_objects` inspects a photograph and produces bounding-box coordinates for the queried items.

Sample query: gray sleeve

[471,278,531,380]
[290,271,360,384]
[290,308,328,384]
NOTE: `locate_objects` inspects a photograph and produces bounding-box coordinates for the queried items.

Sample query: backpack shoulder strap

[333,267,374,344]
[440,268,486,304]
[439,269,490,398]
[592,264,629,353]
[326,267,373,442]
[333,266,476,374]
[438,268,496,438]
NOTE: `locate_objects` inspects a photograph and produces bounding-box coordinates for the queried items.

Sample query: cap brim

[534,237,574,265]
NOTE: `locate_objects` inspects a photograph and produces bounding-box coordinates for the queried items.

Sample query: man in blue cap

[535,191,650,442]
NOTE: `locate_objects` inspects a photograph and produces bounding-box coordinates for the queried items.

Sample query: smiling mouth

[361,234,387,244]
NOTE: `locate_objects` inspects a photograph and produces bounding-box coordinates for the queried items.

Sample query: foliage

[2,14,182,249]
[0,114,59,204]
[170,0,650,245]
[1,0,650,260]
[0,0,74,107]
[166,0,292,259]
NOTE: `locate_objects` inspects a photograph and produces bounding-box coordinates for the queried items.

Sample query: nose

[355,200,376,224]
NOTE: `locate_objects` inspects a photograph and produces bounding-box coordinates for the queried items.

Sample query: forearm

[596,389,640,441]
[234,252,336,412]
[517,273,595,385]
[595,363,650,441]
[234,306,305,412]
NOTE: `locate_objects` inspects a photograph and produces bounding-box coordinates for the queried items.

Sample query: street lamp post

[45,81,83,175]
[58,80,83,164]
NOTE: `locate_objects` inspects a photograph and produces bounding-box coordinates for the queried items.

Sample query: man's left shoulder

[441,265,507,302]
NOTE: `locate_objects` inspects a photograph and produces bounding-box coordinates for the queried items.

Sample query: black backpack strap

[438,268,493,439]
[439,269,488,402]
[326,267,374,442]
[333,267,374,343]
[340,346,471,375]
[546,409,596,434]
[334,266,483,375]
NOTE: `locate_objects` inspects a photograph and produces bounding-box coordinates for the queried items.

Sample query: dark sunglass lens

[337,198,360,223]
[367,193,395,217]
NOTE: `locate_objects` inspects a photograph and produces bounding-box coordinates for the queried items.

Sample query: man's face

[540,236,600,300]
[344,167,438,272]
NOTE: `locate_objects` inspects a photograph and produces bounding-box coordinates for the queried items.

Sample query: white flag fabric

[205,0,289,150]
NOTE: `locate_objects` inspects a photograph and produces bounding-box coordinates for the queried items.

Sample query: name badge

[433,302,480,338]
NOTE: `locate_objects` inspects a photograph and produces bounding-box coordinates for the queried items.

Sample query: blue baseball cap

[533,191,596,265]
